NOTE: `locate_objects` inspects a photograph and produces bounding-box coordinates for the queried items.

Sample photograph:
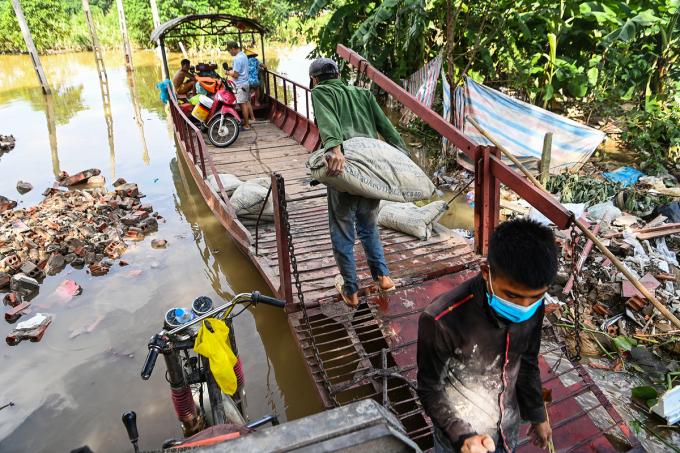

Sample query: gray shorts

[235,84,250,103]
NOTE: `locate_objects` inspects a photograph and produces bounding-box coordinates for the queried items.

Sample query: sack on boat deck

[207,173,242,196]
[378,200,447,240]
[229,177,273,220]
[307,137,436,202]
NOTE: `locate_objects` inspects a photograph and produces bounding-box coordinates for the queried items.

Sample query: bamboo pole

[115,0,134,71]
[467,116,680,329]
[11,0,51,94]
[540,132,552,186]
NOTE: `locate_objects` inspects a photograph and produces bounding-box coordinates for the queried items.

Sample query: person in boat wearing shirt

[173,58,196,96]
[417,218,555,453]
[225,41,252,131]
[309,57,408,308]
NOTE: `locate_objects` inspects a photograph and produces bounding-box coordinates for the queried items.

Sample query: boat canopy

[151,13,268,79]
[151,14,267,43]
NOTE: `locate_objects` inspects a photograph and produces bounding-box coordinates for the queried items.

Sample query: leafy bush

[622,105,680,175]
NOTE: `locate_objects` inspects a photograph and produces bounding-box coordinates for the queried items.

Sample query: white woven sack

[207,173,242,196]
[230,177,273,220]
[378,200,447,240]
[307,137,435,202]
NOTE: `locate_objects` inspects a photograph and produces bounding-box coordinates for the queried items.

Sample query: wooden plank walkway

[206,121,477,305]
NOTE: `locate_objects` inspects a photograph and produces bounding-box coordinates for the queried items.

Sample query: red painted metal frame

[264,69,321,151]
[336,44,573,254]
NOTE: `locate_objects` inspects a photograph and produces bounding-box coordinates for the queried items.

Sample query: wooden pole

[540,132,553,186]
[467,116,680,329]
[149,0,160,28]
[11,0,50,94]
[115,0,134,71]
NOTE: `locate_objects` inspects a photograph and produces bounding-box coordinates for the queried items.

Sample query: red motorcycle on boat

[180,63,241,148]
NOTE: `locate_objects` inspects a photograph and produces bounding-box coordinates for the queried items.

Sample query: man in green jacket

[309,58,408,307]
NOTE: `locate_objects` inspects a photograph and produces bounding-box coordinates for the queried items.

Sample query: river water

[0,47,322,452]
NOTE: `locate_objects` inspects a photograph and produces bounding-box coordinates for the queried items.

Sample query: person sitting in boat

[417,218,555,453]
[173,58,196,96]
[309,57,407,308]
[225,41,252,131]
[245,49,266,114]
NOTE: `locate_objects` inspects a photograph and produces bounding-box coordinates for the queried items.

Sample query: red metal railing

[165,86,236,215]
[264,69,321,151]
[336,44,573,255]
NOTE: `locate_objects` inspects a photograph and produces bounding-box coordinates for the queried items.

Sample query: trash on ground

[602,166,644,187]
[651,385,680,425]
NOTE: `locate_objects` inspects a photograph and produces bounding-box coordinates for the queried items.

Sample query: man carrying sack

[309,57,408,308]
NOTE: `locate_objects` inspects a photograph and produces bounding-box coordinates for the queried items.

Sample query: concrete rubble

[1,169,160,342]
[0,134,15,152]
[16,181,33,194]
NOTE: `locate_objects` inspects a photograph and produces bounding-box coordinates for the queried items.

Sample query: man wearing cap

[309,57,408,308]
[226,41,252,130]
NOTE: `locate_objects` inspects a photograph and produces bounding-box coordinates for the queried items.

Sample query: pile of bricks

[0,170,161,343]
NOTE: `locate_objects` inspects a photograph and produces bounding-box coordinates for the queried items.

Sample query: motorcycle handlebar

[251,291,286,308]
[141,347,160,380]
[141,334,166,380]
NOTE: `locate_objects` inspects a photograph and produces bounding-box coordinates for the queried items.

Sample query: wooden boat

[153,15,643,452]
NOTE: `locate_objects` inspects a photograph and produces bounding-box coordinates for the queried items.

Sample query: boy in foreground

[417,218,555,452]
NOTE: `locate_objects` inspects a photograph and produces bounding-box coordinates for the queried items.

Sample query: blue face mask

[486,271,544,323]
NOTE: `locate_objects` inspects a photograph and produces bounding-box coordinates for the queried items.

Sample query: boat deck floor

[206,121,477,303]
[203,120,638,452]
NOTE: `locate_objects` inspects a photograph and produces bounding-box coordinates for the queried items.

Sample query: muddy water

[0,49,321,452]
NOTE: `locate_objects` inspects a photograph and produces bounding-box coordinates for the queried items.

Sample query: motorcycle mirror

[222,62,229,71]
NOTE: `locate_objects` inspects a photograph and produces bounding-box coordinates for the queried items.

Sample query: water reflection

[0,48,320,453]
[44,93,60,176]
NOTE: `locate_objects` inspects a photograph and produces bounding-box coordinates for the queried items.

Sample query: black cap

[309,58,339,78]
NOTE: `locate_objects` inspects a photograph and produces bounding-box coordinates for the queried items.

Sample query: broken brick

[626,295,647,312]
[60,168,101,187]
[6,314,52,346]
[3,292,19,307]
[88,262,110,276]
[0,272,10,288]
[592,303,610,316]
[20,261,45,280]
[5,301,31,322]
[115,183,139,198]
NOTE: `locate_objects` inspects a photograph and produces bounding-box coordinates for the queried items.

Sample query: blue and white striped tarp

[453,77,605,172]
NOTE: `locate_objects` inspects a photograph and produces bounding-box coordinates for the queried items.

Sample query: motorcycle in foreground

[122,291,285,452]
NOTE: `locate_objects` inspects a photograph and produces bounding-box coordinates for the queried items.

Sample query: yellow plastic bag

[194,318,238,396]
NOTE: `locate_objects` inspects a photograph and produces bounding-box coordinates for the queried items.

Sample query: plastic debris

[602,166,644,187]
[651,386,680,425]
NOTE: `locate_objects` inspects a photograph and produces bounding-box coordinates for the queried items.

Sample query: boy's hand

[528,421,552,449]
[461,434,496,453]
[325,146,345,176]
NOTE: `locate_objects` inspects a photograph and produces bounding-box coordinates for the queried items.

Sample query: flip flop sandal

[335,275,359,308]
[375,278,396,294]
